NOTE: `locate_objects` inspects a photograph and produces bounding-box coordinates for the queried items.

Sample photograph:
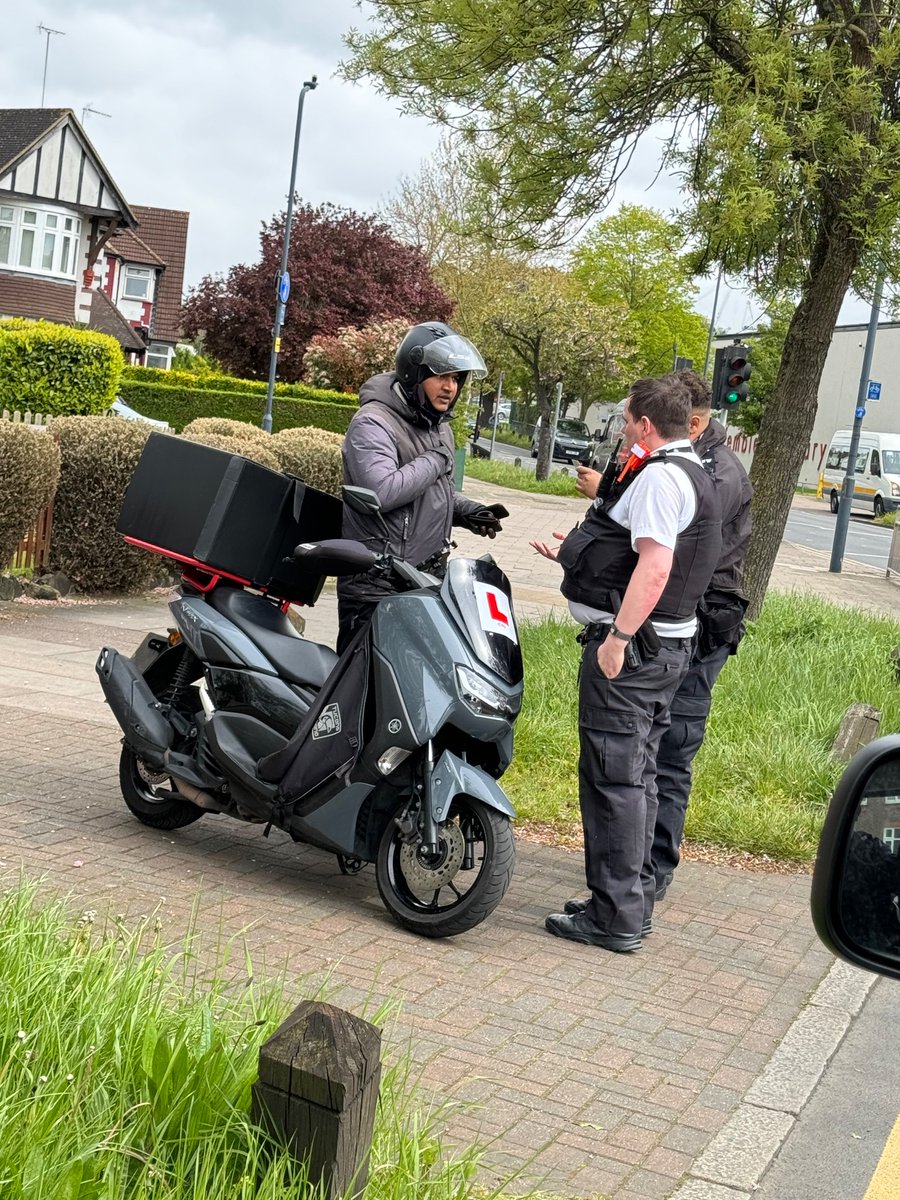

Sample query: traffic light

[713,344,752,409]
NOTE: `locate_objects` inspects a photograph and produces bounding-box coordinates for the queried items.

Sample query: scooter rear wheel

[376,794,514,938]
[119,747,204,831]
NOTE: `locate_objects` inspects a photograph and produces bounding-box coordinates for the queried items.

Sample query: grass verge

[507,592,900,861]
[463,456,580,496]
[0,878,529,1200]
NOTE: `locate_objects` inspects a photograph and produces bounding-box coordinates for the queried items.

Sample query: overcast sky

[1,0,874,331]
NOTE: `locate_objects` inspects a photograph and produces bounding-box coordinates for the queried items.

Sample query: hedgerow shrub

[181,417,271,445]
[181,429,282,473]
[0,319,123,416]
[116,380,355,435]
[270,426,344,496]
[120,365,356,406]
[0,424,60,567]
[51,417,159,592]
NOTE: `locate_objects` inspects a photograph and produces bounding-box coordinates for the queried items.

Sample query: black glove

[460,505,507,538]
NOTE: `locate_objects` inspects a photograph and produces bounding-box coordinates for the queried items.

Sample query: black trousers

[651,641,732,884]
[578,633,692,937]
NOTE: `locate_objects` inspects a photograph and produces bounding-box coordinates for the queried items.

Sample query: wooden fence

[3,410,55,574]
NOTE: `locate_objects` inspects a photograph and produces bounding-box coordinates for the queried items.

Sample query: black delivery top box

[117,432,343,605]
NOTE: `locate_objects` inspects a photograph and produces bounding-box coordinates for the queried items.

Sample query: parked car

[811,735,900,980]
[531,417,593,462]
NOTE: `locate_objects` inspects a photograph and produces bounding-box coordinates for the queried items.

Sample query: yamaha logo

[387,719,402,734]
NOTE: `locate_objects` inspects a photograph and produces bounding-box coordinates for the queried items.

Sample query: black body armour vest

[557,452,722,623]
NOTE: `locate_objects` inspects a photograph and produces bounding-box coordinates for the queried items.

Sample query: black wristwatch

[609,622,632,643]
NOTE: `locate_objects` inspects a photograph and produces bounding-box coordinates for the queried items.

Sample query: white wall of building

[717,321,900,486]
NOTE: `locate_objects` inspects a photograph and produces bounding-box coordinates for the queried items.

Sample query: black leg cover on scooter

[257,626,370,804]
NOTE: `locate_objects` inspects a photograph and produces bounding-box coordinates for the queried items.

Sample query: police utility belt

[576,620,692,671]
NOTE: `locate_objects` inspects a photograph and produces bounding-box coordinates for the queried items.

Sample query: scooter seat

[208,588,338,689]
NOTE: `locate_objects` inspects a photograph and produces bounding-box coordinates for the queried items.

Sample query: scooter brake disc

[399,821,465,901]
[136,760,170,790]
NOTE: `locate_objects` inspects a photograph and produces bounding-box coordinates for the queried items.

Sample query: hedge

[0,423,61,567]
[120,365,357,407]
[116,379,355,435]
[0,319,123,416]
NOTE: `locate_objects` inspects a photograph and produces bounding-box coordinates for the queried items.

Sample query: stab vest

[557,452,722,623]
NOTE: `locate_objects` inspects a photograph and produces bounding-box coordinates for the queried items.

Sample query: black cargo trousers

[578,626,693,938]
[651,641,732,886]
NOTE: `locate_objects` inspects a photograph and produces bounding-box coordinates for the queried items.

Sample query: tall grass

[508,593,900,860]
[0,879,515,1200]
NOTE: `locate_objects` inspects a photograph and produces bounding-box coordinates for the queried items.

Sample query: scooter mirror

[342,486,382,516]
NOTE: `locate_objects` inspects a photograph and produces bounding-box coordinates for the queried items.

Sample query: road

[472,439,895,571]
[753,977,900,1200]
[785,505,892,571]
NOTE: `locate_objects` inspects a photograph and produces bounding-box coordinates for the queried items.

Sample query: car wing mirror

[811,735,900,981]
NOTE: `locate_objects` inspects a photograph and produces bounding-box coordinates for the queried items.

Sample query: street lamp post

[262,76,318,434]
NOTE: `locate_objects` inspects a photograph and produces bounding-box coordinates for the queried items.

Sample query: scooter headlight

[456,666,517,717]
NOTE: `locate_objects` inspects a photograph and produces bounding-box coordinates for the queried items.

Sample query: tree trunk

[534,378,554,480]
[742,218,862,618]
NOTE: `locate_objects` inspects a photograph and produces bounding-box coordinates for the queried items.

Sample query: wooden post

[831,703,882,762]
[252,1001,381,1199]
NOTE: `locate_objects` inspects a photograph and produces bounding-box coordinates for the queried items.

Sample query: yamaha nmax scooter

[97,486,522,938]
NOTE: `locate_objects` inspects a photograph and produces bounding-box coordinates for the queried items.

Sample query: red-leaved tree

[302,316,412,394]
[182,201,453,380]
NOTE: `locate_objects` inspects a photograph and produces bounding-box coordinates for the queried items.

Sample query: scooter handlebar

[293,538,380,576]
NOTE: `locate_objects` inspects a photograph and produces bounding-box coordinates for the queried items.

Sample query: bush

[120,365,356,407]
[0,319,123,416]
[270,426,344,496]
[0,424,60,567]
[181,416,271,444]
[51,417,159,592]
[181,429,282,472]
[302,316,410,393]
[117,380,356,435]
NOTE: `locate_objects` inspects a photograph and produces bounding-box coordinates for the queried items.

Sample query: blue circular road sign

[278,272,291,304]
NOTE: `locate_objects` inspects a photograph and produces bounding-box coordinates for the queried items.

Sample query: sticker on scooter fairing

[473,582,517,644]
[312,703,342,739]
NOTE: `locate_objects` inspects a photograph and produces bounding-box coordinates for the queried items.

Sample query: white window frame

[145,342,172,370]
[122,265,154,301]
[0,203,81,280]
[883,827,900,853]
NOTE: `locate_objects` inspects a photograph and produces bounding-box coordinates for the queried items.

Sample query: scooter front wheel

[376,794,515,938]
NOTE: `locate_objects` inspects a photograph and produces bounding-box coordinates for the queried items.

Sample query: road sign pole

[262,76,318,433]
[830,273,884,572]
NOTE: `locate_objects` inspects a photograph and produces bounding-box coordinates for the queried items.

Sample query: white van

[820,430,900,517]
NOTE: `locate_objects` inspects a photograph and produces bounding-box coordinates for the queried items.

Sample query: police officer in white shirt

[530,375,722,952]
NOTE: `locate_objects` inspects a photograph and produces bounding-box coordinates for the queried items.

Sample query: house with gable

[0,108,189,366]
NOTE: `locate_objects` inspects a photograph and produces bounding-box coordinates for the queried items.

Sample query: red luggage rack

[117,432,343,607]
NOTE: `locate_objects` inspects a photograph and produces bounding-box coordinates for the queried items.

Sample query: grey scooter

[97,487,522,938]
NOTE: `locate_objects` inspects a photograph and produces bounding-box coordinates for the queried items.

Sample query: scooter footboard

[430,750,516,823]
[96,647,174,768]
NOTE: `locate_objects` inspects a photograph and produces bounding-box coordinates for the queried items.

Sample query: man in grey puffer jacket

[337,321,507,652]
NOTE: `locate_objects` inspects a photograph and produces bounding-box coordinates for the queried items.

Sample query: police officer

[651,370,752,900]
[530,375,722,952]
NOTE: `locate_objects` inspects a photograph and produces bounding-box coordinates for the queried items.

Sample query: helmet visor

[421,334,488,380]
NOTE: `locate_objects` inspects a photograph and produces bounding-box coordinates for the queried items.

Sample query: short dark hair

[626,375,692,440]
[675,368,712,413]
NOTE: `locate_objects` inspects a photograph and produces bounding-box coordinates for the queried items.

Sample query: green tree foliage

[345,0,900,614]
[484,262,632,478]
[572,206,709,394]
